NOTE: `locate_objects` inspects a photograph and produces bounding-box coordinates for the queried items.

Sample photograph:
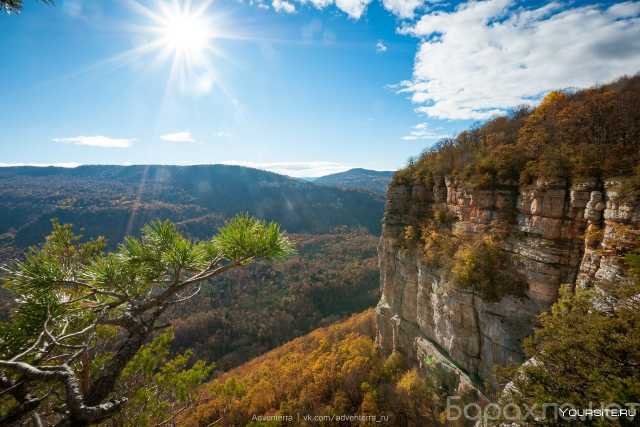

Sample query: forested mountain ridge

[314,168,394,194]
[0,164,384,260]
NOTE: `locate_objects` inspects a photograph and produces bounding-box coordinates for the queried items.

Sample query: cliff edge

[374,75,640,395]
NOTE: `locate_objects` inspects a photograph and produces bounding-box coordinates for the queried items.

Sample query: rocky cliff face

[375,176,640,392]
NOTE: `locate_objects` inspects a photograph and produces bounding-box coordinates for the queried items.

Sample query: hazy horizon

[0,160,397,178]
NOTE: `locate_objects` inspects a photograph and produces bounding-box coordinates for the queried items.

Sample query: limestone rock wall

[375,176,639,391]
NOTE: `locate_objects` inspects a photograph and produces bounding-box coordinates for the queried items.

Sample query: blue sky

[1,0,639,177]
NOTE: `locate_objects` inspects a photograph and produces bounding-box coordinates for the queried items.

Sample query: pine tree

[0,215,293,425]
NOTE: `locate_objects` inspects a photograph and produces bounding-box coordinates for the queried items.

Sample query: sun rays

[121,0,236,95]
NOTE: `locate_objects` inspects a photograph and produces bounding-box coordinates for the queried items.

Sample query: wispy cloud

[375,40,387,53]
[273,0,296,13]
[160,132,196,143]
[216,131,233,138]
[402,123,450,141]
[52,136,135,148]
[221,161,353,178]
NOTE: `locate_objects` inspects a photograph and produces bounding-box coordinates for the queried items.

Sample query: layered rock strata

[375,176,639,392]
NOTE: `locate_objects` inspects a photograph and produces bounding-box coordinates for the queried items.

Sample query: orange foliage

[395,74,640,192]
[180,311,442,426]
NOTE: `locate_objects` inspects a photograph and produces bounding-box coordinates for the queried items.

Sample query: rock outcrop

[375,176,639,393]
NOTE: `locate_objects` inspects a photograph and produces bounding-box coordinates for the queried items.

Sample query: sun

[160,8,211,57]
[119,0,229,94]
[113,0,251,95]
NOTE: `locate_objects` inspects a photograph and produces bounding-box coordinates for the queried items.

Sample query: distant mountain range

[311,168,395,194]
[0,165,385,259]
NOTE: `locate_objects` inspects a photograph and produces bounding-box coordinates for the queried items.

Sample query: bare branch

[32,412,44,427]
[133,257,249,314]
[169,284,201,304]
[10,330,47,362]
[156,405,188,426]
[59,322,98,343]
[152,322,172,331]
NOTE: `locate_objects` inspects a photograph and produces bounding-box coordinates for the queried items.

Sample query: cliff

[375,176,640,393]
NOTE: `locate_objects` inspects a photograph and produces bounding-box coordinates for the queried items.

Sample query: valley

[0,165,386,374]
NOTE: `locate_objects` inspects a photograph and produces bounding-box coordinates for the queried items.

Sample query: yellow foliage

[396,368,425,397]
[359,391,379,415]
[394,75,640,196]
[585,224,604,249]
[451,235,527,302]
[181,310,441,426]
[538,90,568,110]
[404,225,417,242]
[382,351,405,382]
[420,222,459,267]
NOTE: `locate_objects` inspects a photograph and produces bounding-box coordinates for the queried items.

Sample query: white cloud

[296,0,370,19]
[402,123,450,141]
[216,131,233,137]
[289,0,423,19]
[301,0,334,11]
[398,0,640,120]
[52,136,134,148]
[273,0,296,13]
[160,132,196,143]
[376,40,388,53]
[609,1,640,17]
[335,0,371,18]
[251,0,271,9]
[220,161,353,178]
[382,0,423,18]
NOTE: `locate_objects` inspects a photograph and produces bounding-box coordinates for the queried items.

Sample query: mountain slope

[0,164,384,258]
[181,310,443,427]
[314,168,394,194]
